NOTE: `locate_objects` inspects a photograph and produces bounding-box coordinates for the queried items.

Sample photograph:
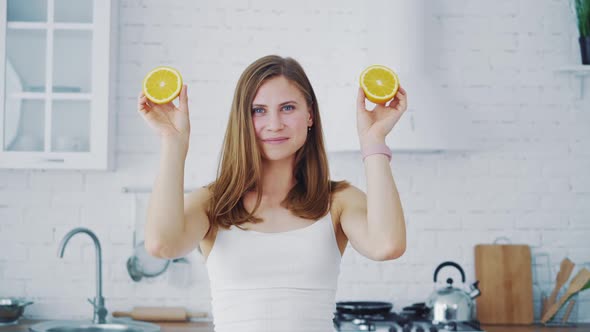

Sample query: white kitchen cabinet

[318,0,473,153]
[0,0,117,170]
[321,76,473,153]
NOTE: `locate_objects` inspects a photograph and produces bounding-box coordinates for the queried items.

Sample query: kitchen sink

[29,319,160,332]
[29,228,161,332]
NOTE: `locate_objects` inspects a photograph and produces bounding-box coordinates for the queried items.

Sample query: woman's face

[251,75,313,161]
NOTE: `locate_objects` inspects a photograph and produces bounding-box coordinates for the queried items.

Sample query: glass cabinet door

[3,0,94,154]
[52,30,92,93]
[1,0,112,169]
[51,100,90,152]
[4,28,47,151]
[5,29,47,93]
[7,0,47,22]
[54,0,93,23]
[4,100,45,152]
[50,21,93,153]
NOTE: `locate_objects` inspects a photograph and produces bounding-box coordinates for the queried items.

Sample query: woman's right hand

[138,84,190,143]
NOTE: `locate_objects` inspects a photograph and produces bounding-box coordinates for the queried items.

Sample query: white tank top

[205,211,342,332]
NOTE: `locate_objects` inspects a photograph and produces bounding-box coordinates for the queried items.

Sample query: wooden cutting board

[475,243,534,324]
[112,306,208,322]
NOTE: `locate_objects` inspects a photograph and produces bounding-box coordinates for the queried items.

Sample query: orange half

[359,65,399,104]
[142,66,183,104]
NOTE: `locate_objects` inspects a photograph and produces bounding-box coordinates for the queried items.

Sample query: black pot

[0,298,34,323]
[580,36,590,65]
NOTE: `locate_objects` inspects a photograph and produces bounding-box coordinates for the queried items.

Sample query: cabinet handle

[40,158,65,163]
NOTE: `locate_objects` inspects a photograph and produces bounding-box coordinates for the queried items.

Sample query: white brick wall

[1,0,589,323]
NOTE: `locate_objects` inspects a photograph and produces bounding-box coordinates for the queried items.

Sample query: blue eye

[252,108,265,114]
[283,105,294,111]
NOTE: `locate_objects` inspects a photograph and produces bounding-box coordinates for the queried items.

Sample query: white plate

[5,59,23,149]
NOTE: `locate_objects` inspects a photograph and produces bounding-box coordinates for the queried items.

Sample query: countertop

[482,325,590,332]
[0,319,213,332]
[3,319,590,332]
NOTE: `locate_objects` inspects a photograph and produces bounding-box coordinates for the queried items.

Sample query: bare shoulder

[332,184,367,219]
[186,185,213,207]
[333,184,366,205]
[184,186,213,241]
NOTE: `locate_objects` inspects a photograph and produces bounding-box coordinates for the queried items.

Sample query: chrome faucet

[57,227,108,324]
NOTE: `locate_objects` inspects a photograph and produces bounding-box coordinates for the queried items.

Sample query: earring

[308,126,312,131]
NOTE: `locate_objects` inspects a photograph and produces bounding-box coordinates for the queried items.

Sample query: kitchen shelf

[121,186,198,194]
[8,92,92,100]
[7,22,93,30]
[555,65,590,99]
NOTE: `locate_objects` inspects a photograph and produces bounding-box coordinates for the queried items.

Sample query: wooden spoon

[542,267,590,323]
[545,258,575,312]
[561,299,576,323]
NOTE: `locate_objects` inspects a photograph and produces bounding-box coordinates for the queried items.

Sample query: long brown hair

[206,55,349,230]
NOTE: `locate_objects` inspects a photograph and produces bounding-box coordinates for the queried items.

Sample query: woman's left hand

[356,86,407,147]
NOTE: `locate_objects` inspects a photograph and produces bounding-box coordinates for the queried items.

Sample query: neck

[258,157,297,199]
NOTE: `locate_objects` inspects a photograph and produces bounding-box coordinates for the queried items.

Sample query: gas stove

[333,302,485,332]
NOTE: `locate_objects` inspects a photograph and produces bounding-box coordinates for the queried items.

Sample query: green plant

[574,0,590,37]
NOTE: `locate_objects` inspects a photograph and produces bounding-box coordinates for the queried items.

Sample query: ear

[307,109,313,127]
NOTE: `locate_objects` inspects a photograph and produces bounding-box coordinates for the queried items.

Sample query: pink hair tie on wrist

[361,143,392,162]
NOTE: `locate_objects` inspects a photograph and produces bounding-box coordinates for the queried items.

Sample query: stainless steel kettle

[426,261,481,323]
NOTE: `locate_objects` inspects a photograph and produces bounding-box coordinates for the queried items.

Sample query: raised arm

[138,85,211,259]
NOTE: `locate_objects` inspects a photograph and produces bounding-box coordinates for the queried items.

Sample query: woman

[139,55,407,332]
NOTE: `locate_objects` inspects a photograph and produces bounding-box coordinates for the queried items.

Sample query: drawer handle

[41,158,65,163]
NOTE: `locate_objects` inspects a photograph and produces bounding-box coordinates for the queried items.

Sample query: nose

[266,111,284,131]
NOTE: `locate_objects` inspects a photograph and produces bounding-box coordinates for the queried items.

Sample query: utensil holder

[544,292,579,326]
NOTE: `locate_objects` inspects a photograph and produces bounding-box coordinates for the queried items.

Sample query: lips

[262,137,289,145]
[263,137,289,142]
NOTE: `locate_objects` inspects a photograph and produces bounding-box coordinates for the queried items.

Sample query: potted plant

[574,0,590,64]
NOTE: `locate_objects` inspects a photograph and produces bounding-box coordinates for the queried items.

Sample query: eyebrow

[252,100,298,107]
